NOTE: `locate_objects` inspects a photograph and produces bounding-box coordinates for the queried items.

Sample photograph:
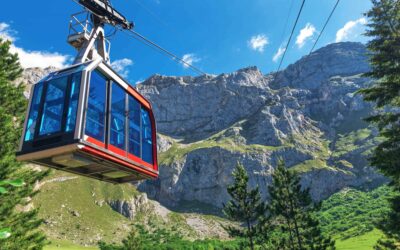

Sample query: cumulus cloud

[248,34,269,52]
[181,53,200,68]
[296,23,316,48]
[111,58,133,78]
[336,18,367,42]
[0,23,15,42]
[272,46,286,62]
[0,22,70,68]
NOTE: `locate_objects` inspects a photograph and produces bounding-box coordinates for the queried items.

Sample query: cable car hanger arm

[78,0,134,30]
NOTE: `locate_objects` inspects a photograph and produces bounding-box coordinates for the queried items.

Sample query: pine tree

[358,1,400,248]
[222,163,266,250]
[268,159,335,250]
[0,38,49,249]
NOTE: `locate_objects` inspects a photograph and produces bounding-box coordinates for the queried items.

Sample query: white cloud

[336,18,367,42]
[0,22,15,42]
[273,46,286,62]
[248,34,269,52]
[296,23,316,48]
[181,53,200,68]
[10,47,69,69]
[135,79,144,85]
[0,22,70,68]
[111,58,133,78]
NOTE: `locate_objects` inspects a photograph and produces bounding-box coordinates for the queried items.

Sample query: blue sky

[0,0,371,84]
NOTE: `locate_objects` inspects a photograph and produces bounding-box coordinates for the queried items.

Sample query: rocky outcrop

[138,42,386,208]
[273,42,370,90]
[137,66,274,140]
[108,194,151,220]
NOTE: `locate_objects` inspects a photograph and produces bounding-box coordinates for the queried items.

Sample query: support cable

[71,0,206,75]
[275,0,306,76]
[121,29,206,75]
[278,0,295,47]
[309,0,340,54]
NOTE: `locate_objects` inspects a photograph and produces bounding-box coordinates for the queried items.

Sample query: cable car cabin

[16,59,158,183]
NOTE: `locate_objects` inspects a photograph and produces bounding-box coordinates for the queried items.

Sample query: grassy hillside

[336,230,384,250]
[34,168,232,249]
[38,180,393,250]
[318,185,393,239]
[33,169,139,247]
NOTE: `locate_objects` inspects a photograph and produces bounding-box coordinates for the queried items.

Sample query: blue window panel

[85,71,107,142]
[39,77,68,136]
[141,108,153,164]
[110,82,126,150]
[128,96,141,157]
[24,82,44,141]
[66,73,82,132]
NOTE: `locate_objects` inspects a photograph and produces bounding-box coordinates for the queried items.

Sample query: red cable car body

[16,59,158,183]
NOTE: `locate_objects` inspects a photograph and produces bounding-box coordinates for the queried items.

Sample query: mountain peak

[274,42,370,90]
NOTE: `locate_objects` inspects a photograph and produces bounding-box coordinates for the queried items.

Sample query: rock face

[20,42,386,211]
[17,66,56,97]
[108,193,153,219]
[138,67,272,140]
[137,42,386,208]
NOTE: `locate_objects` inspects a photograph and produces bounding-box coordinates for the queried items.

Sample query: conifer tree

[358,1,400,248]
[0,38,48,249]
[268,159,335,250]
[222,163,266,250]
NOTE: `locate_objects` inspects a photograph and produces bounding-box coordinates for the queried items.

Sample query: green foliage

[268,159,335,250]
[159,138,281,166]
[335,229,384,250]
[0,178,25,239]
[318,186,394,239]
[358,0,400,248]
[0,38,49,249]
[374,194,400,250]
[0,179,24,194]
[0,227,11,240]
[99,223,182,250]
[290,159,332,173]
[332,128,381,158]
[98,222,241,250]
[222,163,266,250]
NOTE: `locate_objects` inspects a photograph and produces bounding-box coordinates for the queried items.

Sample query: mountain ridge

[137,41,385,208]
[17,41,388,247]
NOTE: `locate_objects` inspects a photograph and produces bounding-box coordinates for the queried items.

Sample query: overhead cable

[122,29,206,75]
[275,0,306,75]
[309,0,340,54]
[71,0,206,75]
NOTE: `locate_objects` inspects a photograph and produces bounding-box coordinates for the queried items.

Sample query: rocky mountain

[18,41,387,247]
[20,42,386,213]
[137,42,386,209]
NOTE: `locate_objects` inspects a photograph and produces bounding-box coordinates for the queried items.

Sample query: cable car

[16,59,158,183]
[16,0,158,183]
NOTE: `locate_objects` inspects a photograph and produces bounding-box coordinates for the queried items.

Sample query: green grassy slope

[33,169,139,247]
[44,239,98,250]
[336,229,384,250]
[318,185,393,239]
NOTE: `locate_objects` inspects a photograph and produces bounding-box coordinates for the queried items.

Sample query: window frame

[140,107,154,165]
[23,81,44,142]
[84,70,108,145]
[127,94,142,160]
[108,81,128,153]
[81,67,157,170]
[26,72,83,142]
[37,75,70,137]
